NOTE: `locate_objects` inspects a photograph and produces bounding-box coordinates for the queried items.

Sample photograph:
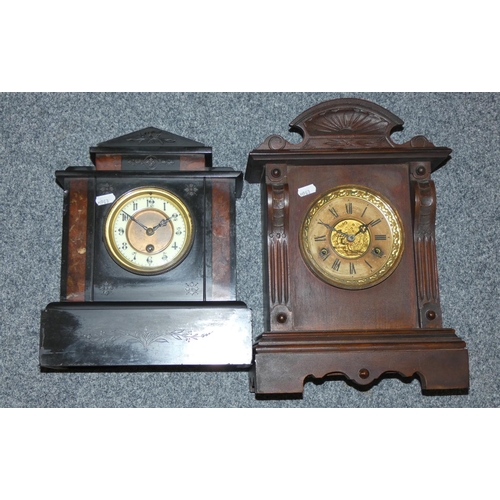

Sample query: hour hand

[152,217,171,232]
[354,222,370,237]
[122,211,149,231]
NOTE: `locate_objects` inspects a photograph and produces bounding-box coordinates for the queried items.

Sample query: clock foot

[250,330,469,395]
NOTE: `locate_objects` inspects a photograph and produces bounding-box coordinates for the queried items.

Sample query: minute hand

[318,220,350,239]
[122,211,149,231]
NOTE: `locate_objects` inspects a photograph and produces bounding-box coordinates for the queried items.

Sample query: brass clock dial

[300,185,404,289]
[104,187,194,275]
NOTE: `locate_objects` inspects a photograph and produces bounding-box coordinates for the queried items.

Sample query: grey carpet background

[1,92,498,408]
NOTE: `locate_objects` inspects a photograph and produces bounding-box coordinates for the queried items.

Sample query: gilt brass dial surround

[300,185,404,289]
[104,187,194,275]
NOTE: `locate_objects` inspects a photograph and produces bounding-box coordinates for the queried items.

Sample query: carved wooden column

[266,177,292,331]
[412,162,443,328]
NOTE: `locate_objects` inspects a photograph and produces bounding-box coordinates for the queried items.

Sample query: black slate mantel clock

[40,127,252,368]
[245,98,469,395]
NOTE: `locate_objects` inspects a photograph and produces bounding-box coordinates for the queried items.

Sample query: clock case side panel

[58,175,95,302]
[206,176,239,302]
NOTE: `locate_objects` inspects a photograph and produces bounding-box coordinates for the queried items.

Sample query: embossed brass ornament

[300,186,404,289]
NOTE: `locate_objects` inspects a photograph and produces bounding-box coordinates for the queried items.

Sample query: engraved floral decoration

[184,184,199,197]
[98,281,114,295]
[98,182,114,195]
[111,327,211,348]
[126,130,176,144]
[129,156,175,170]
[185,282,200,296]
[91,326,212,349]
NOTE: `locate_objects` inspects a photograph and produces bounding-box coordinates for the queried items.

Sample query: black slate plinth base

[40,302,252,369]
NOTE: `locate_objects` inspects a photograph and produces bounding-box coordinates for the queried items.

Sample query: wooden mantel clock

[245,98,469,395]
[40,127,252,368]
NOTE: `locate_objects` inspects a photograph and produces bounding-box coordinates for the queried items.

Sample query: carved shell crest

[305,108,389,136]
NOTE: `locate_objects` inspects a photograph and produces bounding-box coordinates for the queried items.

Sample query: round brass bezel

[299,185,404,290]
[104,187,194,276]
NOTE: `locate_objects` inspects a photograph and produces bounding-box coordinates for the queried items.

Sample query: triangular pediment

[90,127,210,156]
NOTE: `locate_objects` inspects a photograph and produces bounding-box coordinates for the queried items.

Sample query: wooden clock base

[249,330,469,395]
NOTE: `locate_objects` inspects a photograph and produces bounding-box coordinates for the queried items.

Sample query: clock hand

[354,222,370,237]
[318,220,334,231]
[318,220,350,239]
[122,211,149,231]
[152,216,172,232]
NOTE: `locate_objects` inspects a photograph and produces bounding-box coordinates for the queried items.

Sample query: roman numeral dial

[300,186,404,290]
[104,187,194,275]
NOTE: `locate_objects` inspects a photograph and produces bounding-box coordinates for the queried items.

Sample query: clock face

[104,187,194,275]
[300,185,404,290]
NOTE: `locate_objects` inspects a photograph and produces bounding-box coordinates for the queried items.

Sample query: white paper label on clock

[298,184,317,198]
[96,193,116,206]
